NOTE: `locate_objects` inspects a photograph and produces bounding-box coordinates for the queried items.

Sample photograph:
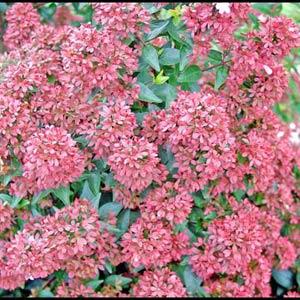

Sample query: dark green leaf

[159,48,180,65]
[138,83,163,103]
[145,19,170,41]
[104,275,132,287]
[178,65,202,83]
[232,189,246,202]
[52,185,71,206]
[150,83,177,107]
[179,47,192,72]
[208,49,223,63]
[215,65,229,90]
[99,202,123,219]
[142,45,160,72]
[272,269,294,289]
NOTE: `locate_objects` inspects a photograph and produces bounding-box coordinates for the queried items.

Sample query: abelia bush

[0,2,299,298]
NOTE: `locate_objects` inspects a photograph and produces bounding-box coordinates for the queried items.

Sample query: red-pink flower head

[10,126,86,196]
[132,267,187,297]
[4,3,41,50]
[108,137,168,192]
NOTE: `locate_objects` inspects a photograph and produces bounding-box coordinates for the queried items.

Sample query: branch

[201,60,231,72]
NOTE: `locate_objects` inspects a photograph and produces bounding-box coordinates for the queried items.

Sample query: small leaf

[215,65,229,90]
[272,269,294,289]
[142,45,160,72]
[145,19,170,41]
[117,209,131,233]
[154,70,169,85]
[52,185,71,206]
[179,47,192,72]
[232,189,246,202]
[99,202,123,219]
[81,180,101,208]
[178,65,202,83]
[86,279,103,290]
[159,48,180,65]
[150,83,177,107]
[104,275,132,287]
[208,49,223,62]
[138,83,163,103]
[38,289,54,298]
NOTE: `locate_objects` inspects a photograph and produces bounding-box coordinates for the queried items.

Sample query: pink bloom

[10,126,86,196]
[133,267,187,297]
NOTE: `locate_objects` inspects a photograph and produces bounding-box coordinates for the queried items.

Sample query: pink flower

[132,267,187,297]
[108,137,168,192]
[10,126,86,196]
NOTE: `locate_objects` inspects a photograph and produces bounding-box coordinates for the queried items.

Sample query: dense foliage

[0,2,299,298]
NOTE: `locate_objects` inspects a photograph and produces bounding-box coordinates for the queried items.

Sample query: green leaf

[138,83,163,103]
[0,3,8,12]
[208,49,223,63]
[178,65,202,83]
[249,13,260,30]
[159,48,180,65]
[137,69,153,85]
[179,47,192,72]
[86,279,103,290]
[142,45,160,72]
[272,269,294,289]
[104,275,132,287]
[38,289,54,298]
[145,19,170,41]
[215,65,229,90]
[150,83,177,107]
[81,180,101,208]
[232,189,246,202]
[0,193,12,203]
[117,209,131,233]
[38,3,57,22]
[154,70,169,85]
[52,185,71,206]
[183,266,203,295]
[99,202,123,219]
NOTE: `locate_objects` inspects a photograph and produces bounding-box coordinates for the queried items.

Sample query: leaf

[208,49,223,63]
[215,65,229,90]
[154,70,169,85]
[104,275,132,287]
[272,269,294,289]
[173,262,207,297]
[0,3,8,12]
[159,48,180,65]
[183,266,203,295]
[52,185,71,206]
[179,47,192,72]
[138,83,163,103]
[86,279,103,290]
[232,189,246,202]
[81,180,101,208]
[178,65,202,83]
[145,19,170,41]
[0,193,12,203]
[117,209,131,233]
[38,289,54,297]
[150,83,177,107]
[99,202,123,219]
[142,45,160,72]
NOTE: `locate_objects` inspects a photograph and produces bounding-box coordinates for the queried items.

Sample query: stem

[201,60,231,72]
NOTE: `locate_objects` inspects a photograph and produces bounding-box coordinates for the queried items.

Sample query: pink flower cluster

[190,200,297,297]
[183,3,252,59]
[132,267,187,297]
[10,126,86,197]
[0,199,117,290]
[0,202,13,233]
[0,2,299,297]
